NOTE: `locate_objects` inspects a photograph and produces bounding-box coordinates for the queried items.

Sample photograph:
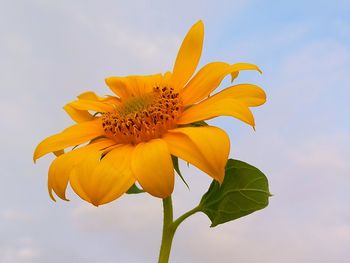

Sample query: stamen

[101,86,182,144]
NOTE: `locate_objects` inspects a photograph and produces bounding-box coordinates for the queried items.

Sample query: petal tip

[195,19,204,28]
[48,191,56,202]
[33,148,40,163]
[104,77,113,86]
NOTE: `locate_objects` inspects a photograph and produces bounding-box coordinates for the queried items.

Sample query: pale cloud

[72,195,161,233]
[0,238,40,263]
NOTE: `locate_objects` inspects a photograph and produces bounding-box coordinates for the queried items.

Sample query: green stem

[158,196,175,263]
[173,205,201,230]
[158,196,201,263]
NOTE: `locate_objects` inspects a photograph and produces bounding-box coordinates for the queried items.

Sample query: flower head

[34,21,266,206]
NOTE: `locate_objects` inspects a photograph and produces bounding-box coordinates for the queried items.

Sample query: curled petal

[69,144,135,206]
[131,139,174,198]
[162,126,230,182]
[210,84,266,107]
[230,63,262,82]
[48,140,115,201]
[181,62,261,105]
[178,97,255,127]
[63,104,94,123]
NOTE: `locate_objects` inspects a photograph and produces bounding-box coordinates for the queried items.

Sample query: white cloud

[0,238,40,263]
[72,195,161,232]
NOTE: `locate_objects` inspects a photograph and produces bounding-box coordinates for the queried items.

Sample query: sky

[1,0,350,262]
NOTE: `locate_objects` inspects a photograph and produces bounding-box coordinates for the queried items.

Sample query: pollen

[101,86,183,144]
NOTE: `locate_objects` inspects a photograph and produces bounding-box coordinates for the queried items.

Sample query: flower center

[101,86,182,144]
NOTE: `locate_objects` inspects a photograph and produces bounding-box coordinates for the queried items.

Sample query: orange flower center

[102,86,183,144]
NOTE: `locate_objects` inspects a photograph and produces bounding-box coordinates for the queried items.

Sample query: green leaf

[199,159,271,227]
[171,155,190,189]
[126,183,145,194]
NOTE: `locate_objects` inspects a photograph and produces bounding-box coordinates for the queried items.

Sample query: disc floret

[102,86,182,144]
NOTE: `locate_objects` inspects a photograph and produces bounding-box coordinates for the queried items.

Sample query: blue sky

[1,0,349,262]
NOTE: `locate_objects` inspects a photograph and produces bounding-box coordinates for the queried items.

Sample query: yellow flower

[34,21,266,206]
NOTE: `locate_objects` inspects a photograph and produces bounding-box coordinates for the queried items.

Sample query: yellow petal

[210,84,266,107]
[131,139,174,198]
[95,146,135,205]
[64,92,120,122]
[63,104,94,123]
[180,62,231,104]
[170,20,204,89]
[69,99,115,112]
[102,96,122,105]
[49,148,79,201]
[77,91,121,104]
[48,140,115,201]
[230,63,262,82]
[105,74,164,99]
[105,77,130,98]
[48,154,73,201]
[33,119,104,162]
[69,144,135,206]
[181,62,261,105]
[163,71,172,84]
[77,91,100,100]
[162,126,230,182]
[177,98,255,127]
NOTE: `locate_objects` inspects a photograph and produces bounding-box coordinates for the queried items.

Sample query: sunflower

[33,21,266,206]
